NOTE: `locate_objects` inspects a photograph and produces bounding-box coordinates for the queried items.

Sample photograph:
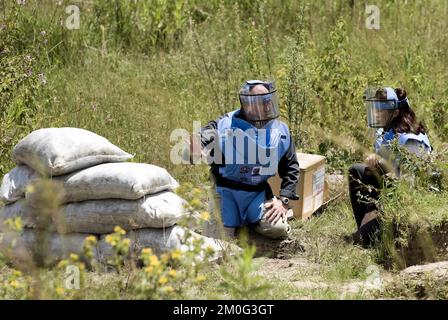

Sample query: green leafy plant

[219,239,271,299]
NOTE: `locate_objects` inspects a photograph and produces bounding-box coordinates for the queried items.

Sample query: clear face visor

[365,100,397,128]
[364,86,399,128]
[239,83,280,121]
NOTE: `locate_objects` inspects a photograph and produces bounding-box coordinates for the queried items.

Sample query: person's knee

[254,218,291,240]
[348,163,359,176]
[359,218,381,247]
[348,163,366,181]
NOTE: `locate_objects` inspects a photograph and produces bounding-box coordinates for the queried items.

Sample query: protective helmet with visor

[365,86,409,129]
[239,80,280,123]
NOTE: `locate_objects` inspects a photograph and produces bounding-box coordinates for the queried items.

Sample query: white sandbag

[57,192,188,234]
[0,227,237,267]
[0,200,36,228]
[0,165,39,204]
[0,229,98,266]
[98,225,238,262]
[1,192,188,234]
[26,162,179,204]
[13,128,133,176]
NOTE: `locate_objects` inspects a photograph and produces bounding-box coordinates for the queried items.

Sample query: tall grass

[1,0,448,299]
[2,1,447,174]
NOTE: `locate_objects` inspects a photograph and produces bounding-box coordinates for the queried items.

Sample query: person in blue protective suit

[348,86,432,247]
[187,80,300,240]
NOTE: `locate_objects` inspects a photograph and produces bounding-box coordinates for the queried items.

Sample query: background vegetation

[1,0,447,299]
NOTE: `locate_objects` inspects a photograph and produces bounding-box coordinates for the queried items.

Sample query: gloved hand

[264,197,288,224]
[364,153,380,168]
[182,133,203,164]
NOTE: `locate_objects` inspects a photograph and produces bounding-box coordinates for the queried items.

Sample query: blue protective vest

[375,128,432,154]
[216,110,290,186]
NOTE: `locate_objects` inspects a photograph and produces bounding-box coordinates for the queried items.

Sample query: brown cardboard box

[268,153,327,220]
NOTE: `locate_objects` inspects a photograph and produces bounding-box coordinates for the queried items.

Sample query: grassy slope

[2,192,446,299]
[1,0,448,299]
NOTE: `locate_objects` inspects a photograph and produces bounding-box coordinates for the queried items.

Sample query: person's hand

[364,153,380,168]
[264,198,288,224]
[185,133,203,160]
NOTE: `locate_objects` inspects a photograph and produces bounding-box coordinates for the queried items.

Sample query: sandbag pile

[0,128,232,265]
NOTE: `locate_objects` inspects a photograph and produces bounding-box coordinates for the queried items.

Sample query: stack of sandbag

[0,128,233,265]
[1,162,186,233]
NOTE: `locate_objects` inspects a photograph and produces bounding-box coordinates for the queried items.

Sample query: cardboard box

[268,153,327,220]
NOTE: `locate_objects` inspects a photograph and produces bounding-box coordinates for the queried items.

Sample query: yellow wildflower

[114,226,126,235]
[161,253,170,263]
[205,246,215,255]
[171,249,182,260]
[168,269,177,277]
[150,255,160,267]
[200,211,210,221]
[69,253,79,261]
[56,287,65,295]
[195,275,206,282]
[158,276,168,285]
[105,235,113,244]
[4,218,23,232]
[14,218,23,231]
[142,248,153,255]
[13,270,23,277]
[85,235,97,243]
[144,266,154,274]
[163,285,174,293]
[190,198,201,208]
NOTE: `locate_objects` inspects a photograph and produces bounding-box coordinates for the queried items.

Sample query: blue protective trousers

[215,186,265,228]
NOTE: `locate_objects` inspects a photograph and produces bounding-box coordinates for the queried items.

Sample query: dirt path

[255,256,380,298]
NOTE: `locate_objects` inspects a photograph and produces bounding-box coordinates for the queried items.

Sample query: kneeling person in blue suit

[187,80,300,239]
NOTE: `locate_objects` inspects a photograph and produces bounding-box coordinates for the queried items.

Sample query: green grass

[1,0,448,299]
